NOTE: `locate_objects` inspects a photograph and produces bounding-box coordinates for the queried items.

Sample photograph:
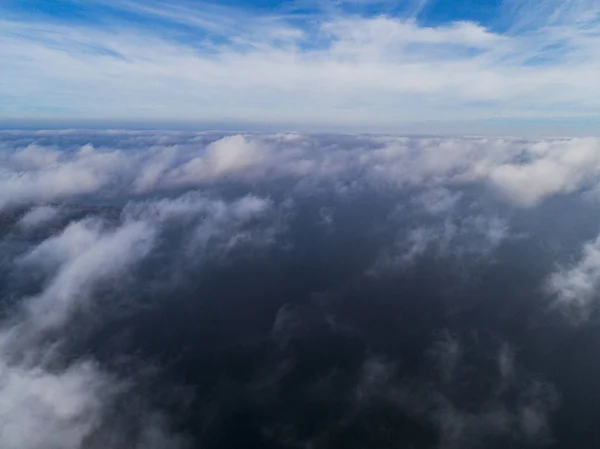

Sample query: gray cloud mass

[1,130,600,448]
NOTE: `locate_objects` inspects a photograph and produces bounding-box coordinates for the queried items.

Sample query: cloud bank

[2,130,600,448]
[2,131,600,210]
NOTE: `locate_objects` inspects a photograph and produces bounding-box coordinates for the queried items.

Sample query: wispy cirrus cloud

[1,0,600,133]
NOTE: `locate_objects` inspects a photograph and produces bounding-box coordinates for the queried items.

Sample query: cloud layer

[1,0,600,132]
[3,130,600,448]
[2,131,600,210]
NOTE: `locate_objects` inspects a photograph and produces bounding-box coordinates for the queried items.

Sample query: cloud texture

[2,130,600,448]
[2,0,600,132]
[3,131,600,209]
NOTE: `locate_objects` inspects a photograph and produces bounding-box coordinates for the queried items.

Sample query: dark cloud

[2,131,600,448]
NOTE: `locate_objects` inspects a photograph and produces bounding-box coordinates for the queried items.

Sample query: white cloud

[3,128,586,448]
[131,146,178,194]
[489,138,600,206]
[11,145,61,170]
[24,220,156,332]
[17,192,275,335]
[0,143,130,209]
[413,188,462,214]
[206,135,269,177]
[0,356,117,449]
[546,233,600,321]
[2,133,600,210]
[190,195,279,256]
[229,195,272,220]
[130,193,278,258]
[123,192,273,231]
[17,206,61,230]
[165,135,270,187]
[0,189,283,449]
[2,0,600,130]
[17,218,106,274]
[0,218,169,449]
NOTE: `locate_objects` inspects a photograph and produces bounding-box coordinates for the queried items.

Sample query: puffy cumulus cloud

[0,211,163,448]
[193,195,278,248]
[0,355,116,449]
[17,205,61,230]
[0,143,131,209]
[122,192,279,261]
[15,192,279,334]
[546,233,600,321]
[10,145,61,170]
[0,190,285,449]
[123,192,271,225]
[17,218,107,273]
[0,343,189,449]
[24,219,157,333]
[488,138,600,206]
[3,132,600,210]
[131,146,179,194]
[356,136,600,205]
[159,135,271,189]
[0,235,172,449]
[205,135,269,177]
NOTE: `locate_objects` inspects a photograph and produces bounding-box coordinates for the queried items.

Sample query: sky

[1,0,600,134]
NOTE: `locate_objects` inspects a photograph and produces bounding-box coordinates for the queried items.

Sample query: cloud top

[2,132,600,209]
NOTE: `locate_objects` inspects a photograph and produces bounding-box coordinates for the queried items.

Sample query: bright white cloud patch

[488,138,600,206]
[166,135,270,188]
[547,234,600,321]
[0,357,116,449]
[2,132,600,210]
[0,143,129,209]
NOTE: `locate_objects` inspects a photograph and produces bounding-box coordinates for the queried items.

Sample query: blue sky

[1,0,600,135]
